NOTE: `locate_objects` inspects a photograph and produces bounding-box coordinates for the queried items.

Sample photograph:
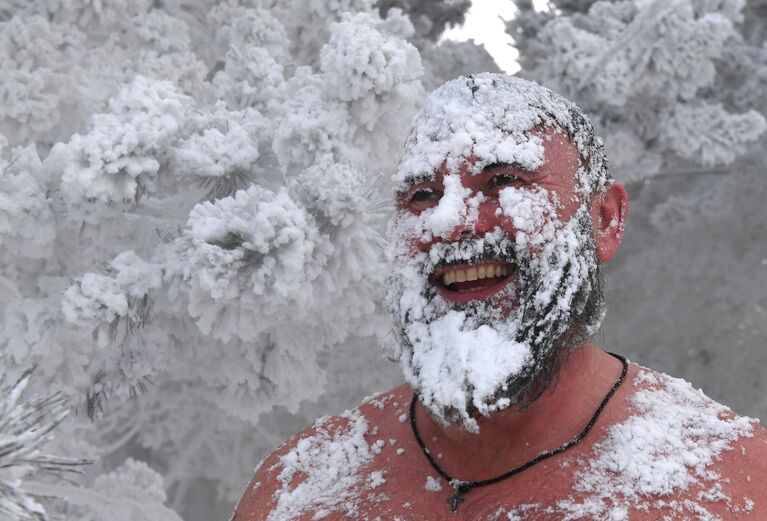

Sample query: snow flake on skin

[499,503,547,521]
[368,471,386,489]
[424,476,442,492]
[361,391,391,411]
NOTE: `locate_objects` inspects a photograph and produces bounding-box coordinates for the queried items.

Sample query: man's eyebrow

[482,162,536,175]
[401,172,439,186]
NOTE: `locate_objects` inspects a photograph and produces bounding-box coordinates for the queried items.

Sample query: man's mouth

[432,261,516,304]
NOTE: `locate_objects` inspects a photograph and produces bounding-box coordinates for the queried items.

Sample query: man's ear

[591,181,629,264]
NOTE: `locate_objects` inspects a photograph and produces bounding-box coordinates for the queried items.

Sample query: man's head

[385,74,628,432]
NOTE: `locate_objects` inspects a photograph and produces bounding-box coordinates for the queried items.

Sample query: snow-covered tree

[2,0,765,520]
[1,2,428,518]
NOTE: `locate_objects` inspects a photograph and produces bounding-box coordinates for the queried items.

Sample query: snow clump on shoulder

[560,368,756,518]
[266,410,382,520]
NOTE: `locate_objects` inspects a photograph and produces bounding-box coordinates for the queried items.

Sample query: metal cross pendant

[447,489,465,513]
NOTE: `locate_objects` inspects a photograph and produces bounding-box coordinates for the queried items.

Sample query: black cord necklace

[409,352,628,513]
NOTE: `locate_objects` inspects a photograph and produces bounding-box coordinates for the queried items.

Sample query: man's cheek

[391,212,435,253]
[406,234,431,254]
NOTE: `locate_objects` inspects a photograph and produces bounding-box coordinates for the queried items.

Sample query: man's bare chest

[350,450,578,521]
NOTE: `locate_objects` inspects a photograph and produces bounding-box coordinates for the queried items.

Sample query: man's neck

[411,345,624,480]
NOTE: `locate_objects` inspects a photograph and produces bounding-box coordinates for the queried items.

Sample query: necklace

[409,352,628,513]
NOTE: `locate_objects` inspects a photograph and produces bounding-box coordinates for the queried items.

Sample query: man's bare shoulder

[712,420,767,512]
[568,363,767,519]
[232,384,416,521]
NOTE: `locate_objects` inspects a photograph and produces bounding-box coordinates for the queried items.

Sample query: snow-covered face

[386,75,607,432]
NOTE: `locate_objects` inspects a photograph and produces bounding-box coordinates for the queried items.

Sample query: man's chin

[418,370,531,434]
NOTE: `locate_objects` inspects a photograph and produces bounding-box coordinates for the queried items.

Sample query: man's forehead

[394,74,575,189]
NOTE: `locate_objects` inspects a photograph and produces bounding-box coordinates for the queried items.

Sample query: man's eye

[491,173,519,187]
[398,186,441,211]
[410,188,439,202]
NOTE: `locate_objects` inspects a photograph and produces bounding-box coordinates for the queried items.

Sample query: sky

[441,0,549,74]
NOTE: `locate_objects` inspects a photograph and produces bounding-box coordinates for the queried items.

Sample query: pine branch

[0,368,89,521]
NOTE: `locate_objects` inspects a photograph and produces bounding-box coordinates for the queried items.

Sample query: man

[234,74,767,520]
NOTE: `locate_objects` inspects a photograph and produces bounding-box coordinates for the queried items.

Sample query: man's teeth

[442,265,510,286]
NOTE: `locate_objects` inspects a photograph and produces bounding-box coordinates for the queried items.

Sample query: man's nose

[447,197,508,241]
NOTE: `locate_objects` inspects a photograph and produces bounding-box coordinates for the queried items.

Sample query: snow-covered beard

[385,188,605,433]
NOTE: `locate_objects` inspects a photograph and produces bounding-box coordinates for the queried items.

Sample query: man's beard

[385,204,606,433]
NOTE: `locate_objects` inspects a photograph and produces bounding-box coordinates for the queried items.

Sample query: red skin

[233,131,767,520]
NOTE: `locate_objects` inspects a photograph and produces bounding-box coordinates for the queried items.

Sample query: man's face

[386,127,605,432]
[398,128,585,308]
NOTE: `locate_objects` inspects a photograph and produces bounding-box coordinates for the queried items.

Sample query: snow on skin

[389,200,598,431]
[497,368,757,520]
[392,74,609,196]
[425,173,472,239]
[561,369,756,519]
[425,476,443,492]
[367,470,386,489]
[268,410,380,520]
[387,74,607,432]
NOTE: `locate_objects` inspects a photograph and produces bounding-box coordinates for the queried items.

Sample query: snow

[367,471,386,489]
[268,410,380,520]
[0,143,55,259]
[424,173,473,239]
[49,76,191,224]
[661,102,767,167]
[562,369,755,518]
[499,367,758,520]
[172,107,262,180]
[425,476,443,492]
[179,184,330,342]
[320,12,422,103]
[1,3,419,517]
